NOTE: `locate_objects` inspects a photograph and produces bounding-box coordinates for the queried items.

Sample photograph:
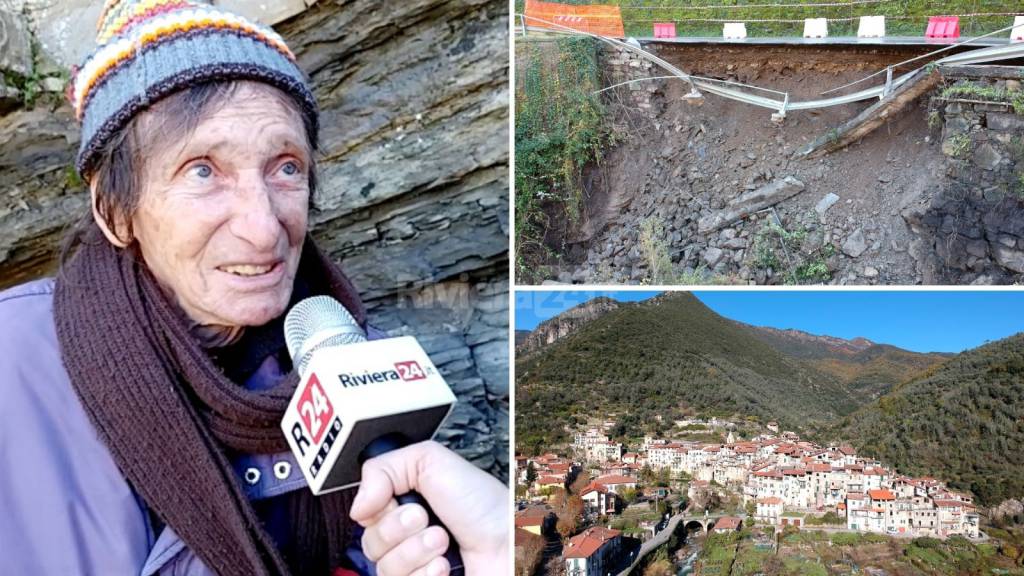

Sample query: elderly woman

[0,1,507,575]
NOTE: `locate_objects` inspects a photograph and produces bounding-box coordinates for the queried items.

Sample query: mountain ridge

[515,292,863,453]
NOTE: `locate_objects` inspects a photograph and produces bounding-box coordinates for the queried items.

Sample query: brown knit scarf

[54,226,365,576]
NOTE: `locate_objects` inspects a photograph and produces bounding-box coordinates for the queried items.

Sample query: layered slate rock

[0,0,509,481]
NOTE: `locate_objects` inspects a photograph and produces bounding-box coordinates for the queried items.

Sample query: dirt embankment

[549,44,956,285]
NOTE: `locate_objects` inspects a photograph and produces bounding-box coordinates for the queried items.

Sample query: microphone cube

[281,335,457,495]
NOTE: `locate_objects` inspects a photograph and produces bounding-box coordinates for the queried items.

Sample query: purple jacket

[0,278,378,575]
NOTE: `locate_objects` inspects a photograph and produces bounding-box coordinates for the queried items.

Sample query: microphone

[281,296,464,574]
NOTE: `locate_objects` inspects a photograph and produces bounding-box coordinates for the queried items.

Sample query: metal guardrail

[516,14,1024,119]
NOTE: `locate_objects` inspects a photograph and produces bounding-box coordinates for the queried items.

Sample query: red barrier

[926,16,960,39]
[653,22,676,38]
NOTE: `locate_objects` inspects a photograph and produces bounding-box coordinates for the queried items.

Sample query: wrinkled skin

[93,81,311,332]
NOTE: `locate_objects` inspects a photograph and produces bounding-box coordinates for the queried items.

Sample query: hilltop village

[515,418,982,575]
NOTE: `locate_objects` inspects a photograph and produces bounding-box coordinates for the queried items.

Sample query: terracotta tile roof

[714,516,742,531]
[537,476,562,485]
[515,527,544,547]
[581,482,609,496]
[868,489,896,501]
[758,497,782,505]
[515,506,554,527]
[515,516,546,527]
[596,474,636,486]
[847,492,866,500]
[564,526,621,559]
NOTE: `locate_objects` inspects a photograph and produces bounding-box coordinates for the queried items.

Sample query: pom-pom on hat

[68,0,318,180]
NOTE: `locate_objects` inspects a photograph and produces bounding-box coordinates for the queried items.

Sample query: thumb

[349,441,506,552]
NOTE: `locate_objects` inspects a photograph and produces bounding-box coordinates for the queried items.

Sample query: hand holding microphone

[350,441,510,576]
[281,296,508,575]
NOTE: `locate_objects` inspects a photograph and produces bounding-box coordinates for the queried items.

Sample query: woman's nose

[228,171,281,251]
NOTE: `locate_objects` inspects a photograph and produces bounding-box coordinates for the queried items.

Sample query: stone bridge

[680,512,736,533]
[617,512,744,576]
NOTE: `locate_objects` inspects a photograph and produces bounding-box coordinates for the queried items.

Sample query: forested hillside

[516,293,859,453]
[839,333,1024,506]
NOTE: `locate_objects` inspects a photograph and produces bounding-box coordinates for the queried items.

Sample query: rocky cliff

[518,296,620,354]
[0,0,509,480]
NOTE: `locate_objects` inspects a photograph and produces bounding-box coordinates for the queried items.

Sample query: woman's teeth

[221,264,273,276]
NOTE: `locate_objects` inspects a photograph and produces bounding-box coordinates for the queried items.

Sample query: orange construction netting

[523,0,625,38]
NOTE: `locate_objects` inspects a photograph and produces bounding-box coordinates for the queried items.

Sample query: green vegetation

[64,164,85,190]
[752,221,833,285]
[717,526,1024,576]
[515,1,1023,38]
[515,37,608,283]
[699,532,739,575]
[515,292,866,451]
[1,39,68,109]
[804,511,846,526]
[637,217,729,285]
[838,333,1024,506]
[946,132,971,158]
[516,292,948,452]
[639,217,676,284]
[940,82,1024,116]
[902,535,1018,575]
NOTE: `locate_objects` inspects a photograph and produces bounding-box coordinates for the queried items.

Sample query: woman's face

[131,83,311,328]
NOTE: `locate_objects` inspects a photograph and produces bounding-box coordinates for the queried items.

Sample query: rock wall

[904,69,1024,285]
[518,296,619,355]
[602,45,658,111]
[0,0,509,480]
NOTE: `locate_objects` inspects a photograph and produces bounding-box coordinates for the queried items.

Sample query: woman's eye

[280,161,300,176]
[188,163,213,179]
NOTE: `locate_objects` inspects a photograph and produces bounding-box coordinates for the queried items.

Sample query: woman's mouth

[219,263,276,277]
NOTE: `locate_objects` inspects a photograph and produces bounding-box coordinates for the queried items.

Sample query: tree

[640,465,655,485]
[567,495,584,520]
[556,513,578,540]
[526,462,538,487]
[568,472,589,496]
[621,487,638,505]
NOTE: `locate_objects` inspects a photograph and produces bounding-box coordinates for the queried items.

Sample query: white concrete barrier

[858,15,886,38]
[1012,16,1024,43]
[723,22,747,39]
[803,18,828,38]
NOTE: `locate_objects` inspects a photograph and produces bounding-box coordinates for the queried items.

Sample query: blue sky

[514,291,1024,353]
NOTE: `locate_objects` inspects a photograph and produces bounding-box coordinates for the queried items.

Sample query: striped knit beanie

[68,0,318,179]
